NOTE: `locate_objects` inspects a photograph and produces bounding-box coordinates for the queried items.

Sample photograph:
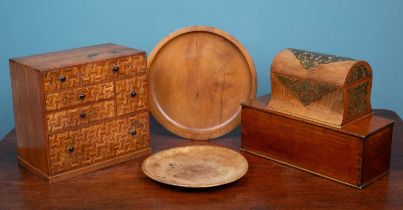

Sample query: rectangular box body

[10,43,151,182]
[241,96,394,188]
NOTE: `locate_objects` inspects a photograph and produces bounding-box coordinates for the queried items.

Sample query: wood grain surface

[148,26,257,140]
[142,145,248,188]
[9,60,49,175]
[9,44,151,182]
[242,96,393,188]
[12,43,143,71]
[0,96,402,209]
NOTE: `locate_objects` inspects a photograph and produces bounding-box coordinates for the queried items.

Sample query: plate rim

[147,25,257,140]
[141,145,249,188]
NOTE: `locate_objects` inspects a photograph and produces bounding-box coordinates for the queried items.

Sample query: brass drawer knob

[130,91,137,97]
[79,93,86,100]
[112,65,120,72]
[129,130,137,136]
[67,146,75,153]
[80,112,86,118]
[59,75,66,82]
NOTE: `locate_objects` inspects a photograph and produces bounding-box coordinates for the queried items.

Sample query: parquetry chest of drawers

[10,43,151,182]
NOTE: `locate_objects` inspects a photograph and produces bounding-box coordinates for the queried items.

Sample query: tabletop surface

[0,102,402,209]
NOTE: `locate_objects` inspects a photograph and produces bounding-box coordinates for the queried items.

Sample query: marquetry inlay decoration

[347,81,370,119]
[346,65,372,84]
[275,73,336,106]
[289,48,354,69]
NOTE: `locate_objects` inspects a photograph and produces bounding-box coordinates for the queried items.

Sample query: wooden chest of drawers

[10,43,151,182]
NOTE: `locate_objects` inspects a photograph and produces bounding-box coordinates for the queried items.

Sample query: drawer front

[42,54,145,92]
[47,100,115,133]
[116,74,147,116]
[45,82,115,111]
[114,112,150,156]
[49,112,150,174]
[43,66,81,92]
[81,54,146,85]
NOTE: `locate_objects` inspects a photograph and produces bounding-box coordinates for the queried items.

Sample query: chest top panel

[11,43,144,71]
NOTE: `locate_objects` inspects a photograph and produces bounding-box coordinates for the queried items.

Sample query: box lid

[268,48,373,128]
[243,95,394,138]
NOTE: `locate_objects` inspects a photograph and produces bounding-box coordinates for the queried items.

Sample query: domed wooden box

[241,49,394,189]
[267,48,373,127]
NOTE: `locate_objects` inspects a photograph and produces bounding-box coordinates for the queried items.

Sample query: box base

[241,95,394,189]
[18,148,151,183]
[240,147,389,189]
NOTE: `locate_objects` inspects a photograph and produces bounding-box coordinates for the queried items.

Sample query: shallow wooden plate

[142,145,248,188]
[148,26,256,140]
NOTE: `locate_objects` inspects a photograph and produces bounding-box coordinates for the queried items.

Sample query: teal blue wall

[1,0,402,139]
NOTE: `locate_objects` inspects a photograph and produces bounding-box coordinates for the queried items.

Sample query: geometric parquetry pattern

[48,111,150,174]
[46,100,115,133]
[42,52,149,176]
[116,74,148,116]
[81,54,147,85]
[43,54,146,92]
[81,59,117,84]
[45,82,115,111]
[131,54,147,72]
[43,66,81,92]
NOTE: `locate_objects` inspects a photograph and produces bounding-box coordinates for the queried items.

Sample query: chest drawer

[113,112,150,156]
[43,66,81,92]
[42,54,146,93]
[81,54,146,85]
[45,82,115,111]
[47,99,115,133]
[49,112,150,174]
[116,74,148,116]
